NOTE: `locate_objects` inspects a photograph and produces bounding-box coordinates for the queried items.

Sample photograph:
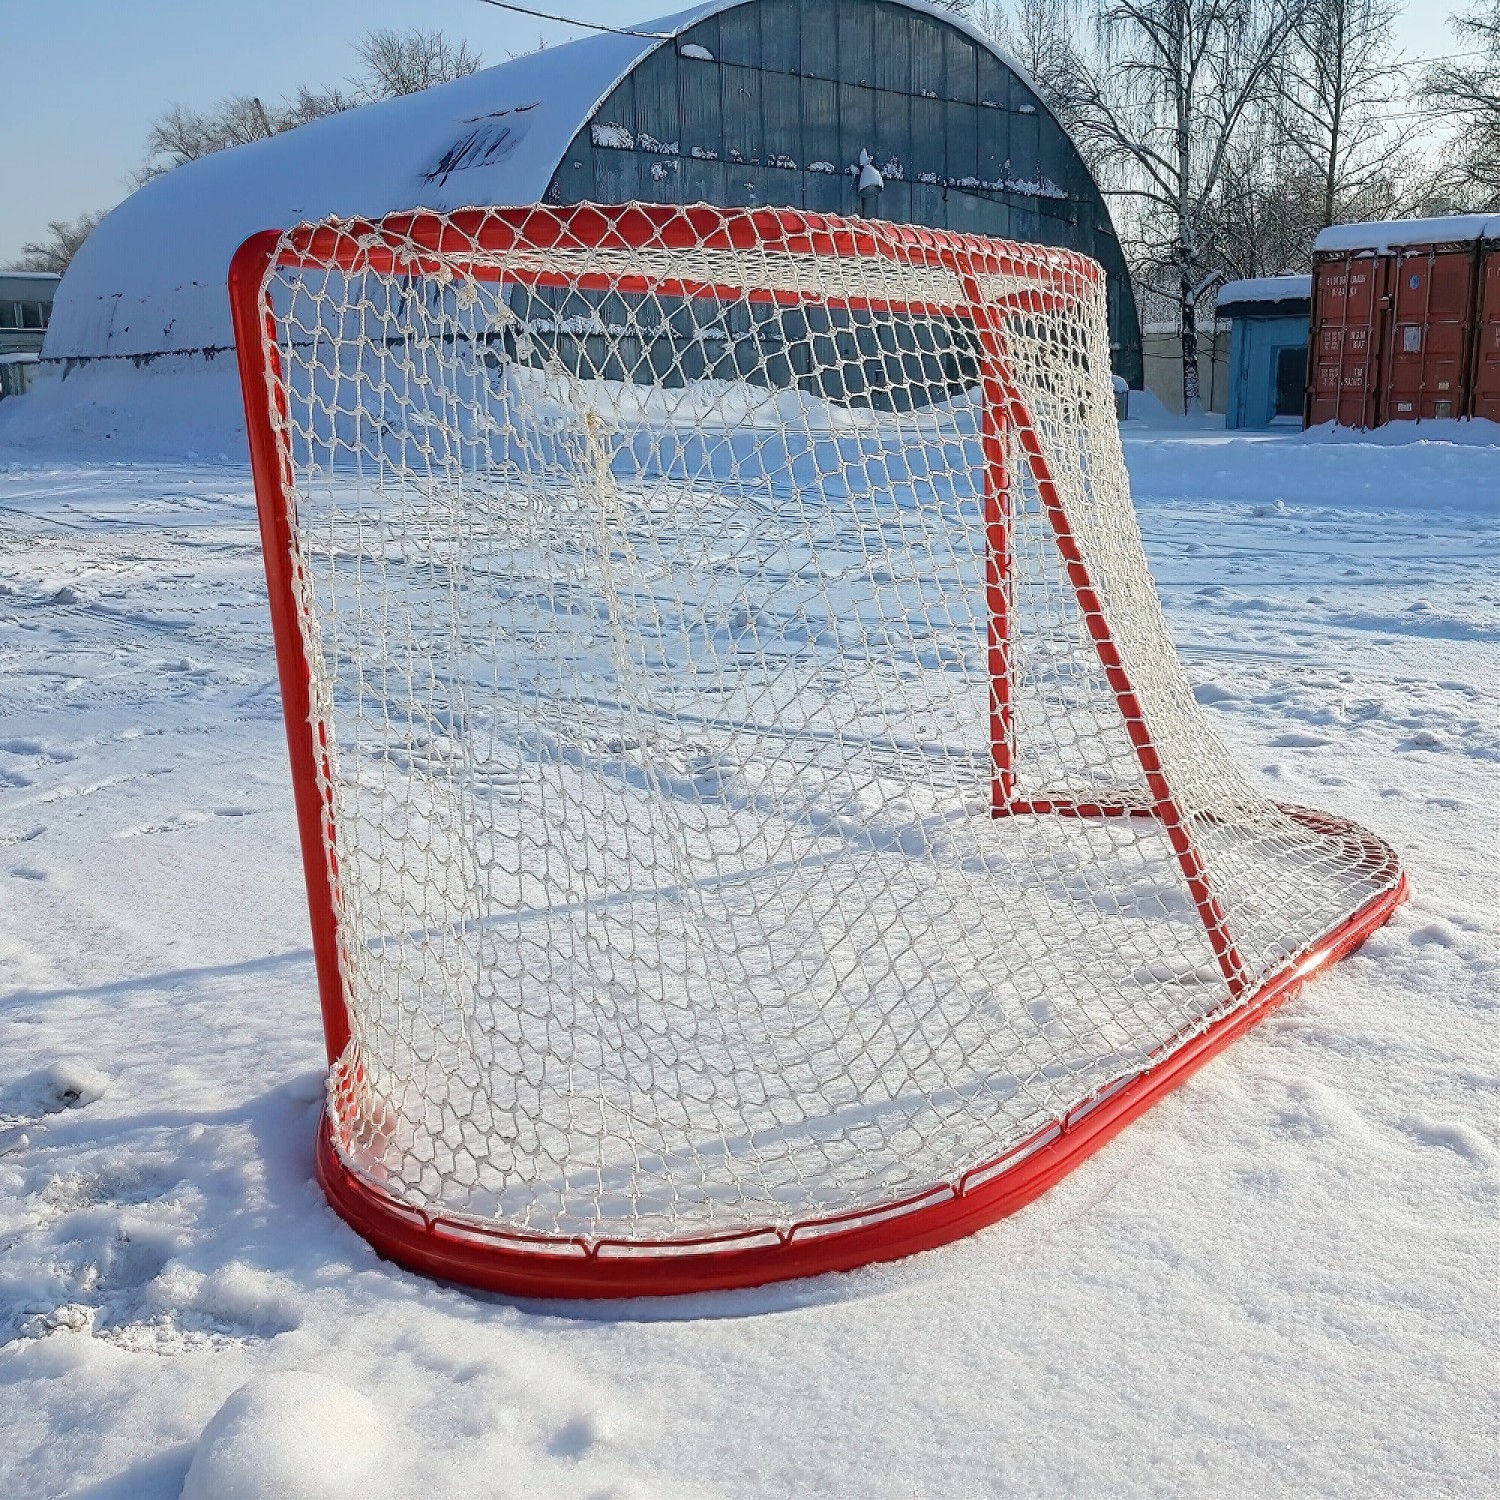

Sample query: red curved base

[315,856,1407,1300]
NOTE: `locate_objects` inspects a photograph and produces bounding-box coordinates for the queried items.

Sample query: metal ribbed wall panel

[546,0,1143,388]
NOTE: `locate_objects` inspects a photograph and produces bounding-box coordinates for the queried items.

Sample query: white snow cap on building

[1314,215,1500,255]
[1216,275,1312,309]
[44,0,1043,365]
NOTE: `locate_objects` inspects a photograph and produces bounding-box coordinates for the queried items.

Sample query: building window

[0,302,49,330]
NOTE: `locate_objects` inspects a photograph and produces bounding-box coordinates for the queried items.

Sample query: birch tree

[1066,0,1302,412]
[1425,2,1500,210]
[1273,0,1411,230]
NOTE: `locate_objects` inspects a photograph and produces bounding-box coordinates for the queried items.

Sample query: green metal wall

[545,0,1142,387]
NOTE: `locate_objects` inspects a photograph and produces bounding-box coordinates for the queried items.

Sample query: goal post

[229,202,1404,1297]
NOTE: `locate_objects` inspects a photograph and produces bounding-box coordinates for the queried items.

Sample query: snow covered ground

[0,421,1495,1498]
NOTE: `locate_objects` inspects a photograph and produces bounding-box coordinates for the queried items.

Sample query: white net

[248,205,1399,1250]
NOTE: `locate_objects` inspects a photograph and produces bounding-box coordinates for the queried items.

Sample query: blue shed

[1218,276,1312,430]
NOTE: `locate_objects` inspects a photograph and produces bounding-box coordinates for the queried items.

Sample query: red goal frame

[230,203,1405,1298]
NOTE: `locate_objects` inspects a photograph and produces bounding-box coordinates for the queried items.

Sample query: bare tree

[352,28,482,99]
[1065,0,1302,413]
[284,84,362,129]
[142,97,286,176]
[136,86,361,181]
[10,211,109,274]
[1425,1,1500,210]
[972,0,1089,136]
[1272,0,1412,230]
[136,28,481,182]
[1194,135,1318,278]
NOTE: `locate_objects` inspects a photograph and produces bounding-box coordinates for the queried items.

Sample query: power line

[473,0,672,40]
[468,2,1494,67]
[1385,49,1493,72]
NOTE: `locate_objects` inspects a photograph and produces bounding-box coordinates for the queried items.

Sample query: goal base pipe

[313,853,1405,1300]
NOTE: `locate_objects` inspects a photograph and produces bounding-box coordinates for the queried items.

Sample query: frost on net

[250,205,1400,1252]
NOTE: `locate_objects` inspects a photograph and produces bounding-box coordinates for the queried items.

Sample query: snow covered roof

[45,0,1048,364]
[1216,275,1312,311]
[0,271,63,284]
[1314,215,1500,255]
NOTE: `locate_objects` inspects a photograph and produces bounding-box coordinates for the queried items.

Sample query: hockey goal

[229,203,1404,1297]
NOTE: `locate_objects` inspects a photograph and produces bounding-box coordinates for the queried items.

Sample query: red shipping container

[1471,241,1500,425]
[1307,254,1388,429]
[1307,215,1500,430]
[1385,245,1476,422]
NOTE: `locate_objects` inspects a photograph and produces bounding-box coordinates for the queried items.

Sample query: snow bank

[1299,415,1500,450]
[1120,423,1500,512]
[1123,385,1209,428]
[182,1372,392,1500]
[0,359,248,462]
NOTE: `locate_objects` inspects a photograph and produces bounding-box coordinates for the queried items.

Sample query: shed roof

[1216,275,1311,308]
[1314,215,1500,255]
[44,0,1046,363]
[1216,276,1312,322]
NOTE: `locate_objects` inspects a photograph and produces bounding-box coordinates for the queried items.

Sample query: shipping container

[1471,240,1500,425]
[1306,214,1500,430]
[1385,243,1475,421]
[1307,253,1387,429]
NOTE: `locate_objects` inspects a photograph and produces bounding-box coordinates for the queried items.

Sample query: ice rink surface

[0,422,1495,1497]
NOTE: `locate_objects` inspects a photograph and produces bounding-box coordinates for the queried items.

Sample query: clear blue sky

[0,0,1464,266]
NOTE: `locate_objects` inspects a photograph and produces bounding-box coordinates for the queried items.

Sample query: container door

[1308,254,1388,429]
[1385,246,1477,422]
[1471,244,1500,424]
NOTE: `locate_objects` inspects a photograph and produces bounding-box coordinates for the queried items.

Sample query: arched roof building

[42,0,1141,397]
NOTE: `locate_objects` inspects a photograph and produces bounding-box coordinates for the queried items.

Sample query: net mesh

[248,205,1398,1248]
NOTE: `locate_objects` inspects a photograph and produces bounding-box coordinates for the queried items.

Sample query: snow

[1217,275,1312,308]
[0,414,1495,1496]
[1314,214,1500,255]
[589,120,635,150]
[45,0,737,362]
[678,42,715,61]
[44,0,1066,367]
[181,1371,391,1500]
